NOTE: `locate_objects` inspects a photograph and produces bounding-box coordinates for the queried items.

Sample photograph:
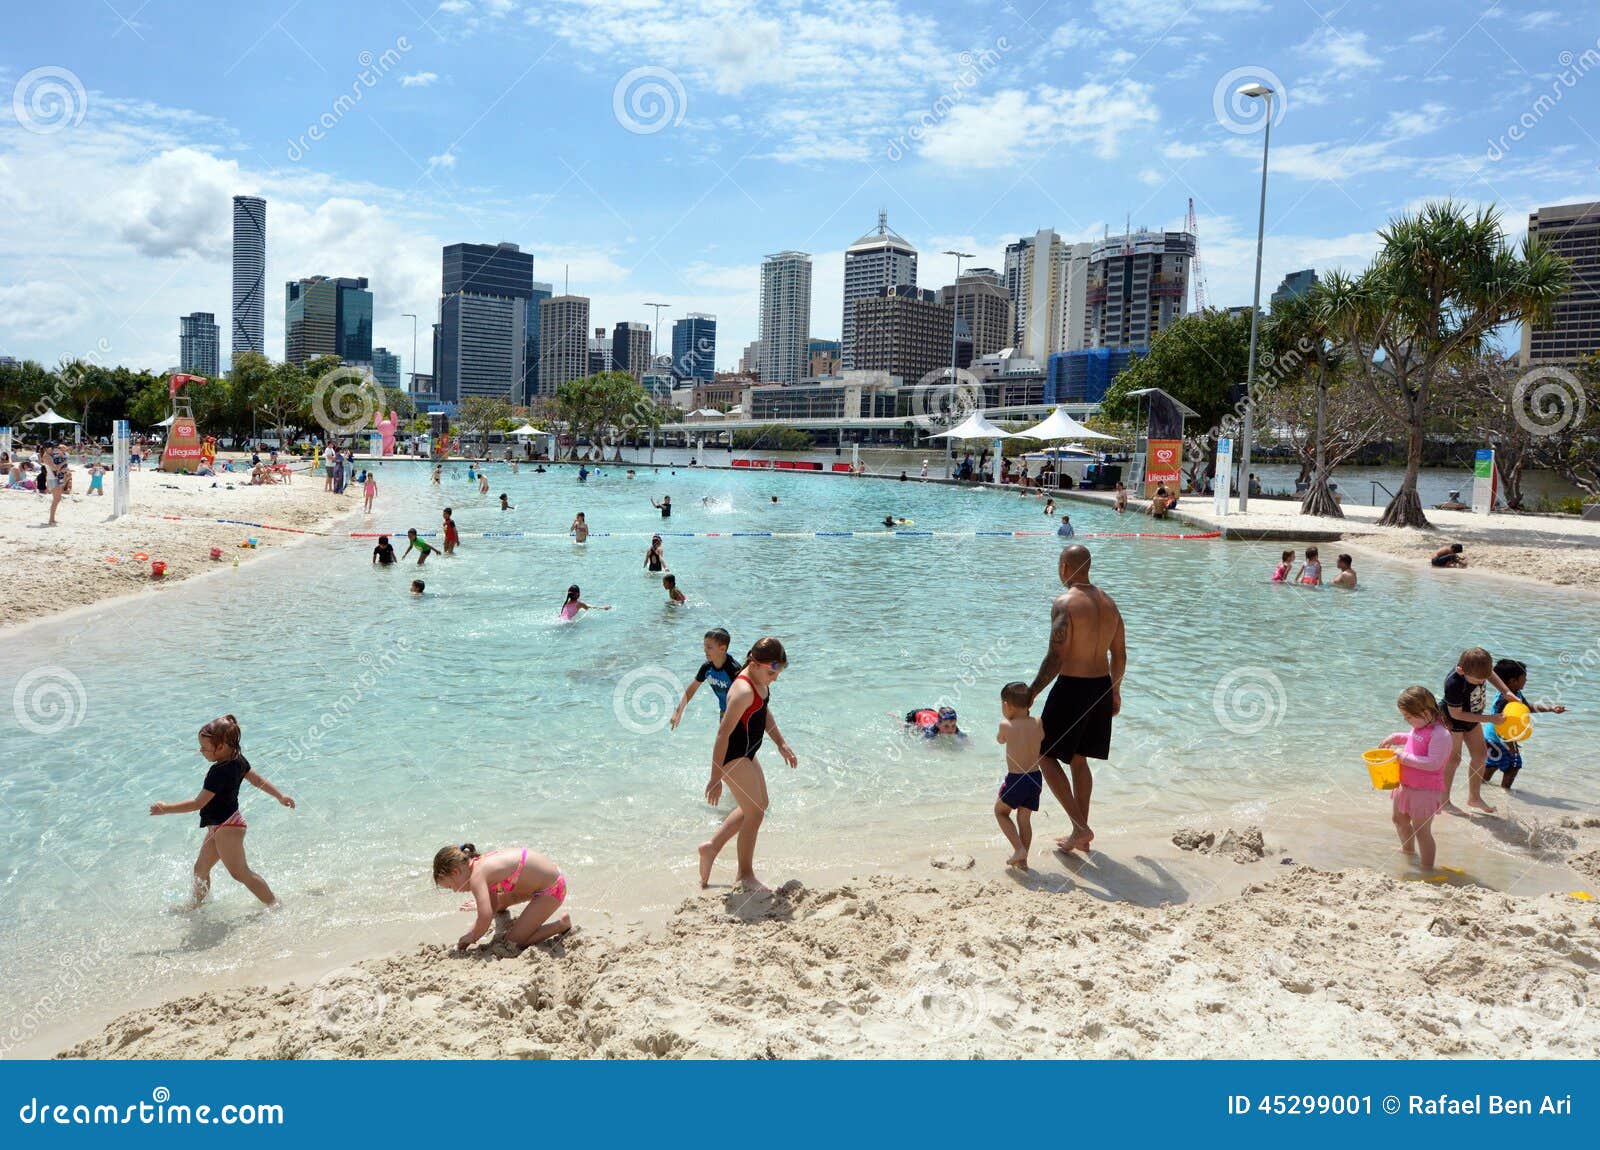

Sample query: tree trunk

[1300,475,1345,518]
[1502,457,1524,510]
[1379,421,1431,527]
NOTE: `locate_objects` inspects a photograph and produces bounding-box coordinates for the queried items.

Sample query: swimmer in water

[1044,498,1056,516]
[570,512,589,543]
[645,534,667,572]
[411,579,425,595]
[664,573,686,604]
[559,584,609,620]
[372,534,397,565]
[431,464,442,485]
[500,493,514,511]
[403,528,434,565]
[882,515,912,527]
[479,472,490,495]
[442,508,460,555]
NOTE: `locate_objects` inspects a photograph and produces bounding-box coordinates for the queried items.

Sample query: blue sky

[1,0,1596,378]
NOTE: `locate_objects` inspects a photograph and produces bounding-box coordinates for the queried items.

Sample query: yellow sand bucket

[1499,701,1532,742]
[1364,748,1400,790]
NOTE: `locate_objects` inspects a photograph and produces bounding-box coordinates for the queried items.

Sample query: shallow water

[3,461,1597,1052]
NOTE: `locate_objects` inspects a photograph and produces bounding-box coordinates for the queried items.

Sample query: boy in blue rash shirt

[1483,658,1567,790]
[670,629,742,730]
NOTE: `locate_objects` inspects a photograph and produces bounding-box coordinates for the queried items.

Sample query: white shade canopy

[688,408,726,418]
[509,423,543,436]
[926,411,1016,440]
[24,409,78,425]
[1014,406,1116,441]
[153,415,177,428]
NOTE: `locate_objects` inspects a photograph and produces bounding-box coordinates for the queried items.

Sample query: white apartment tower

[759,251,812,384]
[1086,228,1194,349]
[1017,230,1093,363]
[840,211,916,369]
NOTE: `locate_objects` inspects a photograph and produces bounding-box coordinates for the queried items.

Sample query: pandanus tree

[1321,201,1569,528]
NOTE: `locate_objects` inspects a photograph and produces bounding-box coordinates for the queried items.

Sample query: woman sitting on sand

[699,637,799,894]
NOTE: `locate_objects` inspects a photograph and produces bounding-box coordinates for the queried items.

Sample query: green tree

[257,361,312,447]
[1323,201,1569,527]
[456,395,515,457]
[732,425,812,451]
[1100,309,1253,430]
[554,372,662,459]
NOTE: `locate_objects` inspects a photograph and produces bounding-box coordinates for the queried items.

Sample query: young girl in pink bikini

[1377,686,1452,871]
[432,843,571,950]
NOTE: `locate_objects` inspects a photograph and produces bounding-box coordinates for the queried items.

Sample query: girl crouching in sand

[433,844,571,950]
[1378,686,1452,872]
[699,637,799,894]
[149,714,295,908]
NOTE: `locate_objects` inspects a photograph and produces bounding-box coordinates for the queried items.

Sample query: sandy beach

[62,820,1600,1059]
[0,463,351,629]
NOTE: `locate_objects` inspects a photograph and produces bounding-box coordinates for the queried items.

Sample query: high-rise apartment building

[539,295,592,394]
[938,269,1013,362]
[759,251,812,384]
[231,195,267,363]
[179,312,220,377]
[850,286,953,386]
[612,322,653,379]
[1086,228,1194,349]
[1521,201,1600,365]
[523,282,553,401]
[438,241,535,403]
[371,346,402,389]
[1003,235,1033,347]
[740,340,762,374]
[841,212,916,369]
[285,276,373,366]
[672,313,717,382]
[1270,268,1319,311]
[1017,231,1092,363]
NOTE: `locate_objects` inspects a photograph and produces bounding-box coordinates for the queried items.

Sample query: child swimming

[411,579,425,595]
[1271,549,1295,583]
[664,573,686,604]
[645,535,667,572]
[478,472,489,495]
[671,628,742,730]
[433,843,570,950]
[570,512,589,543]
[372,534,396,565]
[403,528,434,565]
[148,714,294,908]
[995,682,1045,869]
[442,508,460,555]
[1295,546,1323,586]
[1378,686,1452,871]
[559,584,610,620]
[499,493,514,511]
[1483,658,1567,790]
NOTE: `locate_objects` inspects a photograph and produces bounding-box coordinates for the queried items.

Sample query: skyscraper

[1270,268,1319,311]
[850,286,953,386]
[284,276,373,366]
[1522,201,1600,365]
[438,242,535,403]
[539,295,592,394]
[759,251,812,384]
[612,322,653,379]
[523,281,553,401]
[371,347,402,389]
[179,312,220,377]
[740,340,762,374]
[841,212,916,369]
[671,313,717,382]
[1017,231,1093,363]
[231,195,266,364]
[1086,228,1194,349]
[938,269,1012,362]
[1003,235,1033,346]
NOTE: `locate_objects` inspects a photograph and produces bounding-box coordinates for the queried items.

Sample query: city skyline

[2,2,1598,378]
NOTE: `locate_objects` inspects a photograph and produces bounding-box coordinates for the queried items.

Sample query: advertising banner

[1145,439,1182,497]
[160,416,203,472]
[1213,436,1233,516]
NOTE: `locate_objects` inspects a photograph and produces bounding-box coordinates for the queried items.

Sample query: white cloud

[401,72,440,87]
[916,82,1160,169]
[1091,0,1269,38]
[1297,27,1380,75]
[427,151,457,170]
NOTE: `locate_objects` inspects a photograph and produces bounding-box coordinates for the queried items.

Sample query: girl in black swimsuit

[698,637,798,894]
[644,535,667,572]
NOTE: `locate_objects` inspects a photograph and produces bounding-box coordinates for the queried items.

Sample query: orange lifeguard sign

[162,374,210,473]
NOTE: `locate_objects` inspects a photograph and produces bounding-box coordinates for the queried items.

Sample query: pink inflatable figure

[376,410,398,456]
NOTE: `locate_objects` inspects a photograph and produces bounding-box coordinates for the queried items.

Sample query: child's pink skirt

[1392,784,1444,822]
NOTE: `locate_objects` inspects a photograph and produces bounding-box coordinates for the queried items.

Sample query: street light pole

[642,301,670,371]
[1237,83,1273,513]
[942,249,973,480]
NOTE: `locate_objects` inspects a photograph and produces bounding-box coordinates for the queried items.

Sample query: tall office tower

[1521,201,1600,365]
[438,241,535,403]
[179,311,220,377]
[231,195,267,363]
[759,251,812,384]
[1003,235,1033,346]
[588,327,612,375]
[840,211,916,369]
[1270,268,1319,311]
[370,346,402,389]
[285,275,373,366]
[539,295,592,394]
[938,269,1012,362]
[672,313,717,382]
[523,281,552,401]
[612,322,653,379]
[850,286,953,386]
[1085,227,1194,349]
[740,340,762,374]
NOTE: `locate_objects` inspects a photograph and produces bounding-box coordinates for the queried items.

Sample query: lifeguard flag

[169,373,209,397]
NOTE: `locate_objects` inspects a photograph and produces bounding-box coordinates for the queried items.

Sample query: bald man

[1025,545,1125,853]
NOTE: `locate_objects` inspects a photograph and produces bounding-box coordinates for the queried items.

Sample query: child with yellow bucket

[1373,687,1453,871]
[1483,658,1568,790]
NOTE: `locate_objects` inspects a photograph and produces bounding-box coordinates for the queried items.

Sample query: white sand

[0,464,351,630]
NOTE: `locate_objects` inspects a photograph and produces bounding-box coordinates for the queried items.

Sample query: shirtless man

[1025,545,1125,853]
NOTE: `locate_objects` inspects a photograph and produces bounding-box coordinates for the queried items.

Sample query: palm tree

[1322,201,1568,528]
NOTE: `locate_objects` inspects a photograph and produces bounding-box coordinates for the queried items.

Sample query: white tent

[688,408,726,419]
[24,409,78,426]
[509,423,543,437]
[1014,406,1116,441]
[925,411,1016,440]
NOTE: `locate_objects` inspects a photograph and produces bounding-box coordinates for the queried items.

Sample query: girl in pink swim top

[432,843,571,950]
[559,584,610,620]
[1271,549,1294,583]
[1377,686,1452,871]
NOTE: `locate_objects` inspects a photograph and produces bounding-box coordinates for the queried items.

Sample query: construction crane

[1186,197,1209,313]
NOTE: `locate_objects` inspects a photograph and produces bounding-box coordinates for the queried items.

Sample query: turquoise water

[3,462,1598,1052]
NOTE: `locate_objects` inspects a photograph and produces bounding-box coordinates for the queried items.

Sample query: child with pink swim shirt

[1377,686,1452,871]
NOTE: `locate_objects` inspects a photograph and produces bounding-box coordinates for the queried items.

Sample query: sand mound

[62,868,1599,1060]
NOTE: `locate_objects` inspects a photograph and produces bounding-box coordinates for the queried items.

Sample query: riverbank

[0,468,351,630]
[60,836,1600,1058]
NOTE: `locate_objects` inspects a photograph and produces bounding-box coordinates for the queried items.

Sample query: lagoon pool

[3,461,1598,1052]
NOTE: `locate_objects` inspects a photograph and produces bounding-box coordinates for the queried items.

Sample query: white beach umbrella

[925,411,1017,439]
[24,409,78,425]
[1014,406,1116,441]
[509,423,543,436]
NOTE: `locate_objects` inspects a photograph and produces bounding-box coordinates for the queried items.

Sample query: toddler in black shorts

[995,682,1045,870]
